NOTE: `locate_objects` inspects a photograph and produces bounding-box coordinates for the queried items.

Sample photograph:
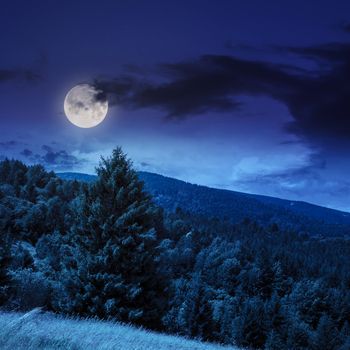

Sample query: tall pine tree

[56,148,165,328]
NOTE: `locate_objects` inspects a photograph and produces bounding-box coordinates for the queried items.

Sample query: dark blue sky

[1,0,350,211]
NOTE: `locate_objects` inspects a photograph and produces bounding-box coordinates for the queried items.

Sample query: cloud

[40,145,84,170]
[20,149,33,157]
[0,140,19,149]
[280,43,350,147]
[93,55,297,118]
[0,68,41,83]
[93,42,350,150]
[228,152,350,209]
[230,149,321,184]
[19,145,86,170]
[140,161,151,168]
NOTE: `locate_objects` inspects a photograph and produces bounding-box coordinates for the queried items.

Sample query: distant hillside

[58,171,350,236]
[0,310,239,350]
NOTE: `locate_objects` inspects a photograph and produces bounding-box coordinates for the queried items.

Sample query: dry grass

[0,309,239,350]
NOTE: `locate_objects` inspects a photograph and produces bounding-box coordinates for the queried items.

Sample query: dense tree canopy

[0,150,349,349]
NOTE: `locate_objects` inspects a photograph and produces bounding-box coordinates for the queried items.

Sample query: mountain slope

[58,171,350,236]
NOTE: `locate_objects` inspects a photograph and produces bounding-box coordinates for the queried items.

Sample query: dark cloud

[1,143,84,170]
[3,145,85,170]
[0,140,19,149]
[92,76,138,105]
[39,145,83,169]
[282,43,350,146]
[92,88,108,104]
[93,42,350,149]
[0,68,41,83]
[93,56,297,118]
[20,149,33,157]
[41,145,53,153]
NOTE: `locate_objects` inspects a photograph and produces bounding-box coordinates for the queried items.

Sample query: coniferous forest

[1,148,350,349]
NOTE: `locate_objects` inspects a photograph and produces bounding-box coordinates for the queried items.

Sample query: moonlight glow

[64,84,108,128]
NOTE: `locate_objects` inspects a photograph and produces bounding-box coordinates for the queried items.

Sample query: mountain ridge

[58,171,350,237]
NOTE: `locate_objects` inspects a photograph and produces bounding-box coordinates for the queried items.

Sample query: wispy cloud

[0,68,41,83]
[18,145,86,171]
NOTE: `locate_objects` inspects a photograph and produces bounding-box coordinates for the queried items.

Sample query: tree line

[0,148,349,349]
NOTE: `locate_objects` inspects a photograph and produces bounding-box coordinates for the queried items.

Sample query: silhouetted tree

[55,148,165,328]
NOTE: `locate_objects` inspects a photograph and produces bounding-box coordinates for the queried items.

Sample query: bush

[10,269,51,310]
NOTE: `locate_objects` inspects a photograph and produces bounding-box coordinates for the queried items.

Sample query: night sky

[1,0,350,211]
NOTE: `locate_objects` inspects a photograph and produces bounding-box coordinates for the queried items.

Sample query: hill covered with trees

[60,170,350,237]
[1,150,350,349]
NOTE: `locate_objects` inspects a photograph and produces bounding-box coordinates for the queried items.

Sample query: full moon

[64,84,108,128]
